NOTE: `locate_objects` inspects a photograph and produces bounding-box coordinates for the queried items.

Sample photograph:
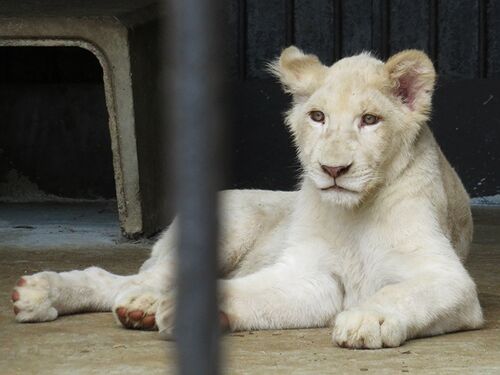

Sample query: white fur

[12,47,482,349]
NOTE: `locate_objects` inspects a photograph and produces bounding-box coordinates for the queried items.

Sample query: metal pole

[163,0,225,374]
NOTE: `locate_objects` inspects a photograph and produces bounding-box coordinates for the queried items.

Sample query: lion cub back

[437,148,473,261]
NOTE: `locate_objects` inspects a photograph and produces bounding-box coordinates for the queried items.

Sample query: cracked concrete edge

[0,16,144,237]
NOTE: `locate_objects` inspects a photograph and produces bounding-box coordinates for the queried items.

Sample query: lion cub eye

[309,110,325,124]
[361,114,380,126]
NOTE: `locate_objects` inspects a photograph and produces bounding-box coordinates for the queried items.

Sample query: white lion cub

[12,47,482,348]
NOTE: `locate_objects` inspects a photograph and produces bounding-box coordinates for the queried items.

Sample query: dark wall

[227,0,500,197]
[0,1,498,200]
[225,0,500,78]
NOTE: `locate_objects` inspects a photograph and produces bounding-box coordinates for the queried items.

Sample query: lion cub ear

[268,46,327,100]
[385,50,436,114]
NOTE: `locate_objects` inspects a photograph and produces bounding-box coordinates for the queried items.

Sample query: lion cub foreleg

[332,245,483,349]
[218,251,343,331]
[157,258,342,337]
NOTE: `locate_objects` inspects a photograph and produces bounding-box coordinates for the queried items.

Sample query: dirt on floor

[0,206,499,374]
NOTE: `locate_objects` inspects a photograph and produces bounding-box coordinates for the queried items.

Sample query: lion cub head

[270,47,436,207]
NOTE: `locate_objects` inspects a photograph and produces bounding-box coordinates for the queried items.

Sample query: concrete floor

[0,202,129,249]
[0,204,499,374]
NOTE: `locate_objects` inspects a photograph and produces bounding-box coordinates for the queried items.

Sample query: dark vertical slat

[478,0,488,78]
[224,0,240,79]
[488,0,500,77]
[294,0,335,65]
[438,0,479,79]
[238,0,247,80]
[429,0,439,65]
[246,0,287,79]
[390,0,429,55]
[342,0,373,56]
[382,0,390,58]
[372,0,390,59]
[164,0,225,373]
[334,0,343,61]
[285,0,295,46]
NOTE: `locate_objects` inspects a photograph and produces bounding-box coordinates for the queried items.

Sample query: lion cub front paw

[113,288,162,330]
[11,273,59,323]
[332,309,407,349]
[155,293,231,340]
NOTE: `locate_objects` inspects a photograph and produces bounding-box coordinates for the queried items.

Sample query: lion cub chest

[310,210,403,309]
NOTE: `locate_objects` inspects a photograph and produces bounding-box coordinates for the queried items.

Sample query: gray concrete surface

[0,202,154,250]
[0,205,498,374]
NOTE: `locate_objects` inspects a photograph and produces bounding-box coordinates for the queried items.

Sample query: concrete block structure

[0,1,169,237]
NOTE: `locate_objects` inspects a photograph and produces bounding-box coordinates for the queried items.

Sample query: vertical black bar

[246,0,288,78]
[390,0,430,54]
[488,0,500,77]
[429,0,438,67]
[372,0,390,59]
[285,0,295,45]
[334,0,343,60]
[342,0,373,55]
[164,0,225,374]
[295,0,335,64]
[479,0,488,78]
[239,0,247,80]
[381,0,390,59]
[438,0,478,79]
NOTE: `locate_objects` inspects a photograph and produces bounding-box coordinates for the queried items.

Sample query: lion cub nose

[321,164,351,179]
